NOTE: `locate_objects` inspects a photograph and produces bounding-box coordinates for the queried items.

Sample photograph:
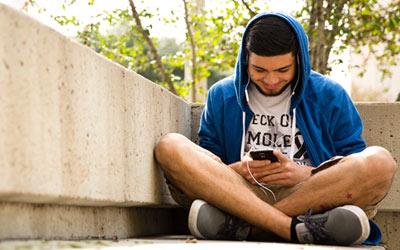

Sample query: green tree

[22,0,400,99]
[297,0,400,78]
[22,0,267,101]
[23,0,187,95]
[183,0,267,91]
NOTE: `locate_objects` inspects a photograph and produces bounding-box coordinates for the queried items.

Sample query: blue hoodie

[199,12,366,166]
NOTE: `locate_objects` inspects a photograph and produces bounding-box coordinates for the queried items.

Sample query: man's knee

[362,146,397,180]
[154,133,185,160]
[154,133,189,171]
[356,146,397,203]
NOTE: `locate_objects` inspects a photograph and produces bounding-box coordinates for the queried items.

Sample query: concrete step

[0,236,385,250]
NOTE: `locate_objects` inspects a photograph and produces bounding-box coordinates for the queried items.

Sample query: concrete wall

[0,3,190,207]
[357,103,400,212]
[357,103,400,250]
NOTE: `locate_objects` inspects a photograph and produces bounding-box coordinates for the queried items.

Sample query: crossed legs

[154,133,397,240]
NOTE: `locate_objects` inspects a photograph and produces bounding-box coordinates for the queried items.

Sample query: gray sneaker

[296,205,370,245]
[188,199,251,240]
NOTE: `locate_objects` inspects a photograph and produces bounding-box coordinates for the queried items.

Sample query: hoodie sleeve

[330,89,367,155]
[198,85,224,161]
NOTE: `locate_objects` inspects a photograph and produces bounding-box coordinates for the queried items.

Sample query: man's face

[247,52,296,96]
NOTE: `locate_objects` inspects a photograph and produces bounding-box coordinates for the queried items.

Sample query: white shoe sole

[340,205,370,244]
[188,199,207,239]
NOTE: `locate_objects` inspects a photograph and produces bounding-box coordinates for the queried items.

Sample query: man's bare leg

[155,133,292,240]
[274,146,397,216]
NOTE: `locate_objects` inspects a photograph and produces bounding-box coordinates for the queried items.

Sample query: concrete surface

[344,104,400,250]
[357,103,400,211]
[0,3,190,207]
[372,211,400,250]
[0,202,188,240]
[0,236,385,250]
[190,104,203,144]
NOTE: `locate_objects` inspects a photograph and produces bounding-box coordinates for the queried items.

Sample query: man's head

[245,16,299,96]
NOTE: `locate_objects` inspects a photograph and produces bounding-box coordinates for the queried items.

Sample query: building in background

[350,46,400,102]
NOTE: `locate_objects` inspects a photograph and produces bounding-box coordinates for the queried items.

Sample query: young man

[154,12,397,245]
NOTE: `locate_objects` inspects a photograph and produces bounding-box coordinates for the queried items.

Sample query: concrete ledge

[357,103,400,250]
[0,202,187,240]
[373,212,400,250]
[357,103,400,211]
[0,3,190,207]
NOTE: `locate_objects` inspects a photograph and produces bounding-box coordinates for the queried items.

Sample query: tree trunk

[182,0,197,103]
[307,0,347,74]
[128,0,177,95]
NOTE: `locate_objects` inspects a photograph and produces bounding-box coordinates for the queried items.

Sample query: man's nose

[263,73,279,85]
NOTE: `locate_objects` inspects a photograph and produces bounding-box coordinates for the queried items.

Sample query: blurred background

[2,0,399,103]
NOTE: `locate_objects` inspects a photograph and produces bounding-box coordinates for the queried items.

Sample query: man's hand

[256,150,313,186]
[230,150,313,187]
[229,155,274,184]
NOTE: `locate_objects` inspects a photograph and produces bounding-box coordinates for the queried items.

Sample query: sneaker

[295,205,370,245]
[188,199,251,240]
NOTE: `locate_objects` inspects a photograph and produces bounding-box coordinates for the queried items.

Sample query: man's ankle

[290,217,301,243]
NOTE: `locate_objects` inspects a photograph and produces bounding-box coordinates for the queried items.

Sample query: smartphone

[250,149,278,162]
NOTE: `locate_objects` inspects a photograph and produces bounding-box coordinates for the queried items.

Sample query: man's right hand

[229,157,277,185]
[229,150,313,187]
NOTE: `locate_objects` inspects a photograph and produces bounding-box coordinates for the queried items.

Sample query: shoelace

[303,210,333,243]
[216,213,249,240]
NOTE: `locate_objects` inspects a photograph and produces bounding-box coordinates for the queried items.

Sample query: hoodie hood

[234,12,311,111]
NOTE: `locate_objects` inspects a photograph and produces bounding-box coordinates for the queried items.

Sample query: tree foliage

[296,0,400,78]
[22,0,400,101]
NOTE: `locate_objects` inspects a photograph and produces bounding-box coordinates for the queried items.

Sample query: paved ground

[0,236,385,250]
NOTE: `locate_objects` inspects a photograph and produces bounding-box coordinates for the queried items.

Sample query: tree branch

[182,0,197,102]
[324,0,347,70]
[128,0,177,95]
[240,0,257,17]
[315,0,327,73]
[22,0,34,11]
[307,0,318,67]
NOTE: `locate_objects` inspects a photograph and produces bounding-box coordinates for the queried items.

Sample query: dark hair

[245,16,298,57]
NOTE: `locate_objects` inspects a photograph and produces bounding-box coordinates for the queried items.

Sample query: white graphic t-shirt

[245,83,311,166]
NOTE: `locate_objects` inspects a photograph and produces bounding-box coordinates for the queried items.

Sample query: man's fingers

[250,159,271,167]
[247,166,283,182]
[260,172,288,184]
[273,150,289,163]
[249,162,280,176]
[255,167,283,179]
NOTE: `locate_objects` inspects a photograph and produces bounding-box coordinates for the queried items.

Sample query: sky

[0,0,351,92]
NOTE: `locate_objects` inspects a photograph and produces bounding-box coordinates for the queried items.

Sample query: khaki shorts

[165,155,379,219]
